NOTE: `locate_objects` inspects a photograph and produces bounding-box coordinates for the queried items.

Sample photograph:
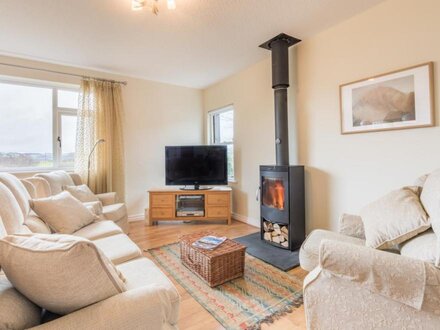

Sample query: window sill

[228,179,238,184]
[1,167,74,175]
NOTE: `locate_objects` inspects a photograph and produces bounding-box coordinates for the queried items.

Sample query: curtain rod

[0,62,128,86]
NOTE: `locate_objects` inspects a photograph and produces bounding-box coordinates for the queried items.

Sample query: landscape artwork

[340,63,434,134]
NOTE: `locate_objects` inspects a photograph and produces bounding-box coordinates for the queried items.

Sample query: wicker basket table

[180,231,246,287]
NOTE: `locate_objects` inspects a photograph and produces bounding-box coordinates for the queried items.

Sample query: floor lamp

[87,139,106,187]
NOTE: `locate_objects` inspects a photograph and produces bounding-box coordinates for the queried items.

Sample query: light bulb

[167,0,176,10]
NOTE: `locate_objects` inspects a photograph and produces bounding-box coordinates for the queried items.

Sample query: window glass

[226,144,234,181]
[0,79,78,170]
[58,90,79,109]
[209,107,234,181]
[218,110,233,143]
[60,115,77,168]
[0,83,53,169]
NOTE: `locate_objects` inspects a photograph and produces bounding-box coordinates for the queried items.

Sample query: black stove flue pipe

[260,33,301,166]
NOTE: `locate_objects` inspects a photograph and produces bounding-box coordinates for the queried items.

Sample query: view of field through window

[0,81,78,170]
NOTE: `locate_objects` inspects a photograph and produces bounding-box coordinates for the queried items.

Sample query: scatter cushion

[414,173,429,188]
[420,169,440,265]
[30,191,98,234]
[360,186,430,249]
[0,273,42,329]
[400,229,438,266]
[0,234,126,315]
[420,169,440,232]
[64,184,99,203]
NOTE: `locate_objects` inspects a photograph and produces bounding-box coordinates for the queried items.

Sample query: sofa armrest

[68,173,83,186]
[83,201,104,216]
[338,213,365,239]
[96,192,118,206]
[317,239,428,310]
[31,285,179,330]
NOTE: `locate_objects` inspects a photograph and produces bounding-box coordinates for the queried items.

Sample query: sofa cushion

[0,182,26,234]
[35,171,75,195]
[73,220,122,240]
[117,257,180,325]
[0,234,126,315]
[24,213,52,234]
[64,184,100,203]
[360,186,429,249]
[0,173,32,217]
[299,229,365,272]
[0,273,41,329]
[400,229,438,265]
[103,203,127,221]
[30,191,97,234]
[93,233,142,265]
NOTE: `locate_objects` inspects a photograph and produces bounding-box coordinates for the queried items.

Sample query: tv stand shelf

[147,187,232,226]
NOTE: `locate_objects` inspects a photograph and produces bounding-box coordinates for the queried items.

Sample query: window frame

[208,105,235,182]
[0,76,79,172]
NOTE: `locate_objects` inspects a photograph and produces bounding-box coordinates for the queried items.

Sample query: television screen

[165,145,227,186]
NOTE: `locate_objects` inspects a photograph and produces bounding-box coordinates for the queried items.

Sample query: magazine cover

[192,236,227,250]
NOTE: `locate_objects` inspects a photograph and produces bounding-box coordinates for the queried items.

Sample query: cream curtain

[74,79,125,201]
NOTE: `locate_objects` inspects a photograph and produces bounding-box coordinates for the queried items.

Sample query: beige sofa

[0,173,179,329]
[32,171,128,233]
[300,172,440,329]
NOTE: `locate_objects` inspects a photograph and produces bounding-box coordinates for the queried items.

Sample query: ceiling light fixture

[131,0,176,15]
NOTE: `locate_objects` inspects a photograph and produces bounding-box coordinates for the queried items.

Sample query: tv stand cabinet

[147,187,232,226]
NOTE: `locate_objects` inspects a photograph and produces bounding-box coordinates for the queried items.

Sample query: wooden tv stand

[147,187,232,226]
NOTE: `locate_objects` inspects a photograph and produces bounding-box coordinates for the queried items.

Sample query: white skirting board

[232,212,260,228]
[128,214,145,222]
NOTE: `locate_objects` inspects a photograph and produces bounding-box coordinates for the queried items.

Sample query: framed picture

[340,62,434,134]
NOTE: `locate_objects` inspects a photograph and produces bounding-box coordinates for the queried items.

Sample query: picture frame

[339,62,434,134]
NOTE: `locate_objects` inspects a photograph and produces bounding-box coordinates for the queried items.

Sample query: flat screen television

[165,145,227,189]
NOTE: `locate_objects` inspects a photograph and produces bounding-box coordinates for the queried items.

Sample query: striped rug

[148,243,303,330]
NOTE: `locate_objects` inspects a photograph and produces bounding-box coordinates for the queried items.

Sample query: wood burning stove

[258,33,305,251]
[260,165,304,250]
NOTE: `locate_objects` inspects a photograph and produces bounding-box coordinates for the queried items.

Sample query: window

[0,78,79,171]
[209,105,234,181]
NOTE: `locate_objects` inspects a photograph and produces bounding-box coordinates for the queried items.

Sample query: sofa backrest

[22,177,51,199]
[20,179,37,199]
[35,171,75,195]
[0,173,32,218]
[0,182,27,235]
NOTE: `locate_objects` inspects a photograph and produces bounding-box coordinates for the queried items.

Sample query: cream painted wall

[202,52,299,227]
[296,0,440,232]
[0,55,203,218]
[203,0,440,232]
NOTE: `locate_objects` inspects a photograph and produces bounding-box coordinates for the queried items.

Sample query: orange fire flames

[263,179,285,210]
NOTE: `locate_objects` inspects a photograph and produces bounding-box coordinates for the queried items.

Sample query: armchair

[304,239,440,329]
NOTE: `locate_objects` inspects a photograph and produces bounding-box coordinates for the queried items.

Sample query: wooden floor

[128,219,307,330]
